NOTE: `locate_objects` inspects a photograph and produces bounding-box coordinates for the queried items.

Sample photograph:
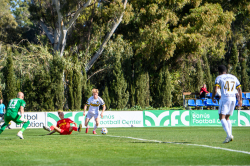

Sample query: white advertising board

[8,112,46,128]
[46,111,143,128]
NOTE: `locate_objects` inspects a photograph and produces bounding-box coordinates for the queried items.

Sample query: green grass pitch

[0,127,249,165]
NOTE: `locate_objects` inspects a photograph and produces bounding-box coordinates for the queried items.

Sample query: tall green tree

[135,72,151,108]
[111,55,129,109]
[203,53,213,92]
[81,68,92,108]
[102,86,111,110]
[50,54,64,110]
[240,50,249,92]
[196,59,204,92]
[3,51,16,105]
[160,65,172,107]
[229,43,238,77]
[0,0,17,42]
[72,58,82,110]
[22,74,36,111]
[67,69,74,110]
[32,69,53,111]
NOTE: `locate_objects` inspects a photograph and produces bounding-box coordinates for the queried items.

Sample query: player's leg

[0,115,11,134]
[225,114,233,141]
[7,121,11,129]
[85,113,93,133]
[50,125,61,133]
[93,115,99,134]
[219,100,231,143]
[68,124,82,132]
[226,100,235,141]
[43,124,66,132]
[13,114,30,139]
[69,125,80,132]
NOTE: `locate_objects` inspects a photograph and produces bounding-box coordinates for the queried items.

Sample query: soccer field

[0,127,249,166]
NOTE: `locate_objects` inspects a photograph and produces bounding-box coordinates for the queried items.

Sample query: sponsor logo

[143,111,189,127]
[239,111,250,126]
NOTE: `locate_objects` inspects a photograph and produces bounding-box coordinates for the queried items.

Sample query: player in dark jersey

[0,92,30,139]
[43,111,82,135]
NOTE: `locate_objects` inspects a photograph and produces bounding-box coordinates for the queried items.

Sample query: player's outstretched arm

[100,105,106,118]
[212,86,217,103]
[83,104,88,116]
[237,87,242,107]
[19,106,28,122]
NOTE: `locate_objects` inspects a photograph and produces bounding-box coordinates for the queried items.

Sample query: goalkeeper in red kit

[43,111,82,135]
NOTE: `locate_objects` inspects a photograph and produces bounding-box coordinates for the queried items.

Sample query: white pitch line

[88,134,250,155]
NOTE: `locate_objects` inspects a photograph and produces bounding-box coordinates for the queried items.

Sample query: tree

[155,65,172,107]
[50,54,64,110]
[67,69,74,110]
[32,69,53,111]
[102,86,111,110]
[72,57,82,110]
[111,55,129,109]
[229,43,238,77]
[3,51,16,106]
[81,67,92,108]
[240,50,249,92]
[67,63,82,110]
[22,74,36,111]
[203,53,213,92]
[135,72,151,108]
[196,59,203,92]
[29,0,129,71]
[0,0,17,42]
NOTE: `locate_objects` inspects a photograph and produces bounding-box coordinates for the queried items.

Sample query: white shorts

[86,112,99,120]
[218,100,236,116]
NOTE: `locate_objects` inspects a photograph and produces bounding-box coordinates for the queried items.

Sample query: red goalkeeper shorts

[60,128,72,135]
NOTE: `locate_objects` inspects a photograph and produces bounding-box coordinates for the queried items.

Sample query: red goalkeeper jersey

[57,118,73,130]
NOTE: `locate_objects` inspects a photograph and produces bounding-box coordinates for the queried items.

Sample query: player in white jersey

[212,65,242,143]
[83,89,106,134]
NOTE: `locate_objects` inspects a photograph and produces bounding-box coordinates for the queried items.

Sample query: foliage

[50,54,65,110]
[0,0,17,42]
[196,59,204,92]
[240,50,249,92]
[102,86,111,110]
[2,51,17,105]
[229,43,239,77]
[1,0,250,110]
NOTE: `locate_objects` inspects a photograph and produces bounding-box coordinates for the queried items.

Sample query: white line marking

[88,134,250,155]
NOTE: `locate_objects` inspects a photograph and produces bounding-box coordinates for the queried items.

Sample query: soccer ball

[101,127,108,135]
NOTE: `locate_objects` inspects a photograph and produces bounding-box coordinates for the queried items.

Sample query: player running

[83,89,106,134]
[212,65,242,143]
[43,111,82,135]
[0,92,30,139]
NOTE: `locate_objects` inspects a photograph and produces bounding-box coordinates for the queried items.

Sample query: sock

[93,124,97,131]
[221,119,230,137]
[50,126,55,131]
[20,120,30,132]
[87,125,89,128]
[72,126,78,131]
[227,120,232,136]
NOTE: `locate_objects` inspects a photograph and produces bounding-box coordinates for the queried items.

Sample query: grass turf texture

[0,127,249,165]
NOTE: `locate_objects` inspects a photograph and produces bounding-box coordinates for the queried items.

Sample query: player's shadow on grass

[132,141,191,144]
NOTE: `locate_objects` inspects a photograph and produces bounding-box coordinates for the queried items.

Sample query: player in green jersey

[0,92,30,139]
